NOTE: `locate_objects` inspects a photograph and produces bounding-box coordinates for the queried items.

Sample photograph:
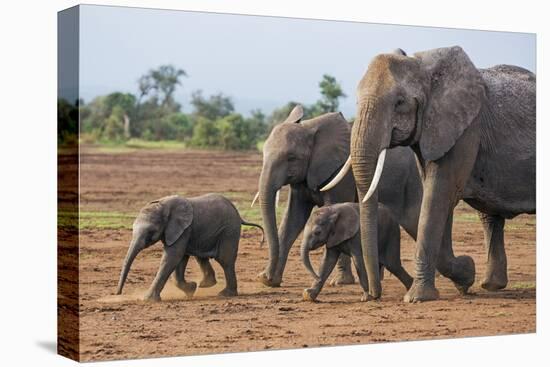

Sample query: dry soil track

[75,146,535,361]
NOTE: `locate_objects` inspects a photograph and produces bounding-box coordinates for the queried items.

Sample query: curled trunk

[301,241,319,280]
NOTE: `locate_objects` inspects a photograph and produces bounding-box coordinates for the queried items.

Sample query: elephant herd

[117,46,535,304]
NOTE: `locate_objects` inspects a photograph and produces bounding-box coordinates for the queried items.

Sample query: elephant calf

[301,203,412,302]
[116,194,264,301]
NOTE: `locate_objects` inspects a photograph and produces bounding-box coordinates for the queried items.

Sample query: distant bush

[75,65,344,151]
[58,98,79,145]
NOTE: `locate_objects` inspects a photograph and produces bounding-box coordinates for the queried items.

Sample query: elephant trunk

[116,239,141,295]
[350,97,386,299]
[301,240,319,280]
[258,169,280,283]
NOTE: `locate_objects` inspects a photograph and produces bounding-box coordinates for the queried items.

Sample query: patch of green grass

[124,139,185,150]
[493,311,508,317]
[509,281,536,290]
[89,139,186,153]
[454,212,479,223]
[58,211,135,230]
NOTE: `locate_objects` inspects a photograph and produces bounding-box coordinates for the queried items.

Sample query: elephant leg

[145,245,184,302]
[197,257,217,288]
[478,212,508,291]
[329,254,356,286]
[436,212,476,295]
[349,245,371,301]
[404,126,479,303]
[381,222,412,290]
[303,248,340,302]
[217,259,238,297]
[173,255,197,298]
[260,188,313,287]
[216,234,239,297]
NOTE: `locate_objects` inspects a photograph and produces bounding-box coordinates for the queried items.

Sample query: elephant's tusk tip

[250,191,259,207]
[362,192,373,203]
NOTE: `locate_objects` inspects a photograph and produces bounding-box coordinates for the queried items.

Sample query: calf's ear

[163,197,193,246]
[326,206,359,248]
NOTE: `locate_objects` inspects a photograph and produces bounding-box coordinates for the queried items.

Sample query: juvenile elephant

[326,46,535,302]
[255,105,423,289]
[116,194,264,301]
[301,203,412,302]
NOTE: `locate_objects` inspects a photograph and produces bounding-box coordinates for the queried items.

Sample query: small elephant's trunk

[116,240,140,295]
[301,240,319,280]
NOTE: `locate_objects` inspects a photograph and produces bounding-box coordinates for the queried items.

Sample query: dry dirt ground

[76,146,536,361]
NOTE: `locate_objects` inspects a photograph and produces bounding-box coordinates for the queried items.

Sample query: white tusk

[251,191,259,207]
[275,190,280,208]
[320,156,352,192]
[362,149,387,203]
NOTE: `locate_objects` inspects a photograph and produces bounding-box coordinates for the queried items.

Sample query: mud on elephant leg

[478,213,508,291]
[436,213,476,295]
[329,254,356,286]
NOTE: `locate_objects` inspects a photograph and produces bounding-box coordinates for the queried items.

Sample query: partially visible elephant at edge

[301,203,413,302]
[256,105,423,289]
[327,46,535,302]
[116,194,264,301]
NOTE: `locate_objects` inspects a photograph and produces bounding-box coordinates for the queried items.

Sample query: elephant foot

[199,276,217,288]
[360,292,374,302]
[481,268,508,291]
[143,292,161,302]
[329,272,355,287]
[218,288,238,297]
[450,255,476,295]
[176,281,197,298]
[258,271,281,287]
[403,281,439,303]
[302,288,319,302]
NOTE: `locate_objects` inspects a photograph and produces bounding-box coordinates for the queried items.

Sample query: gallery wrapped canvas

[58,4,536,362]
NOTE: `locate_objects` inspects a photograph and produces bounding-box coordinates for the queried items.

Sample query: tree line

[59,65,347,150]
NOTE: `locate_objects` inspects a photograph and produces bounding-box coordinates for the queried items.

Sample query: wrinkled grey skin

[257,106,422,289]
[350,46,535,302]
[301,203,413,302]
[116,194,264,301]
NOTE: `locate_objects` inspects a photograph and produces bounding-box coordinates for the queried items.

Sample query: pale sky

[77,5,536,118]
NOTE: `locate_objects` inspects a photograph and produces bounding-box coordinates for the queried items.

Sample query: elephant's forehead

[358,54,398,95]
[265,124,306,149]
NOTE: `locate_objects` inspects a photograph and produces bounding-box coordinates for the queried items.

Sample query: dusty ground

[76,146,536,361]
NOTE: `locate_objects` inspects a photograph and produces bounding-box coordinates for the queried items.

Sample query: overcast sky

[78,5,536,118]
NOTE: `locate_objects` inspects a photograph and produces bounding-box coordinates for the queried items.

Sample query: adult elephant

[327,47,535,302]
[256,105,422,288]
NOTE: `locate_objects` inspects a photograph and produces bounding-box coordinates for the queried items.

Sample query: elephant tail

[241,220,265,247]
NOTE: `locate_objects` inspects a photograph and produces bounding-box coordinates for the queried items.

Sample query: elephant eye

[288,154,297,162]
[394,97,406,110]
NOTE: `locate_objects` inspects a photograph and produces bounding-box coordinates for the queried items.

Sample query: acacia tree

[316,74,347,114]
[149,65,187,108]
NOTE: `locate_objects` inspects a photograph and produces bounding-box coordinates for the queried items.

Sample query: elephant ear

[163,197,193,247]
[283,104,304,124]
[414,46,486,162]
[327,205,359,248]
[304,112,351,191]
